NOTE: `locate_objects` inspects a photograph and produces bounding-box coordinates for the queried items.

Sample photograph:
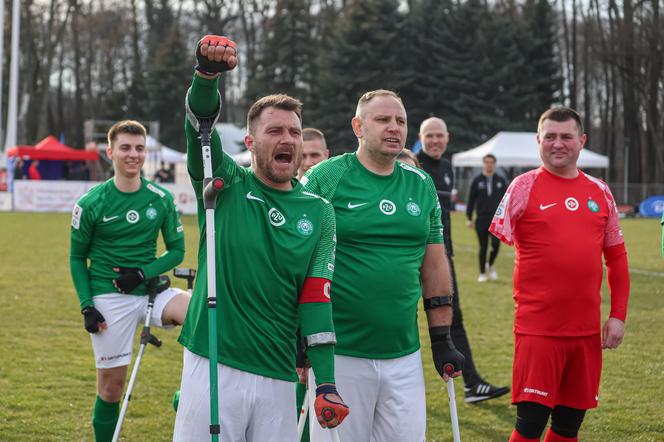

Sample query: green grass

[0,212,662,441]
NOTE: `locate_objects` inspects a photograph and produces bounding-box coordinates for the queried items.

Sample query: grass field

[1,211,663,441]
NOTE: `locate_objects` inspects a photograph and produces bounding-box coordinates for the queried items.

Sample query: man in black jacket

[417,117,509,403]
[466,154,508,281]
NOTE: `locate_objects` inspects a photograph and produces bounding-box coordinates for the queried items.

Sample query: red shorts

[512,334,602,410]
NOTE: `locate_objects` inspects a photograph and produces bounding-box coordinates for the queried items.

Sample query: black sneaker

[464,381,510,403]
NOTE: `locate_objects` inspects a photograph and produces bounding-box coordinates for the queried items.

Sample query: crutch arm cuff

[185,86,222,133]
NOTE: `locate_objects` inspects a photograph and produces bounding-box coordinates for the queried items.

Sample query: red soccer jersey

[490,167,624,337]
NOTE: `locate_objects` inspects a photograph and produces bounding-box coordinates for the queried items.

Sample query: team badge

[297,218,314,236]
[406,202,421,217]
[126,210,140,223]
[269,208,286,226]
[564,197,579,211]
[146,207,157,220]
[587,199,599,212]
[379,199,396,215]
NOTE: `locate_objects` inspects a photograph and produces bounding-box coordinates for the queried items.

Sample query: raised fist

[195,35,238,76]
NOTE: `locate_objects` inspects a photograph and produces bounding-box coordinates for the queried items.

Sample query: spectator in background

[153,161,175,183]
[397,149,421,168]
[298,128,330,179]
[466,154,508,282]
[13,158,24,180]
[28,160,42,180]
[416,116,509,403]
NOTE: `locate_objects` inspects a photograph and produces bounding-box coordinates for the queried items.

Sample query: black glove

[113,267,145,293]
[81,306,106,333]
[295,333,308,369]
[195,35,237,75]
[430,326,465,378]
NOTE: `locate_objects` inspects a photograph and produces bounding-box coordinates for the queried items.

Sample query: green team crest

[587,199,599,212]
[406,202,421,217]
[296,218,314,236]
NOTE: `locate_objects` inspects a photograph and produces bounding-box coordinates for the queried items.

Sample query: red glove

[314,384,349,428]
[195,35,237,75]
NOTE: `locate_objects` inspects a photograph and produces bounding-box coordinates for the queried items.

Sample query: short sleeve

[489,173,534,245]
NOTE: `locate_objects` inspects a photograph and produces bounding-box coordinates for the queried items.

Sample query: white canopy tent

[452,131,609,168]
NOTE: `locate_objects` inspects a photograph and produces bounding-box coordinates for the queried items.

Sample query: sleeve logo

[71,204,82,229]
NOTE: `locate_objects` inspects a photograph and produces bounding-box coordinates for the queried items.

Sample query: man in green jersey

[172,35,348,441]
[302,90,465,441]
[70,120,190,442]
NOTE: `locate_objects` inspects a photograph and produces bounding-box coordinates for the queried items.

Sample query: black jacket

[466,173,508,220]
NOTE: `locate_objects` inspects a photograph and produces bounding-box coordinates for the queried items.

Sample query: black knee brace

[515,402,551,439]
[551,405,586,438]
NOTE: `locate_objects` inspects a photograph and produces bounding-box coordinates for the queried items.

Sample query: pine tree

[308,0,408,153]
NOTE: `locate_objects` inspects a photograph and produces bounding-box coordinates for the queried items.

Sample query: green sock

[92,395,119,442]
[296,382,310,442]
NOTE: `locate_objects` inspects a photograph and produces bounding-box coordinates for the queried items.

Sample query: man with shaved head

[302,90,464,441]
[417,116,510,404]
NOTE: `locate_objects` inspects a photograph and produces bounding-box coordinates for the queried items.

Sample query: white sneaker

[478,273,488,282]
[489,266,498,280]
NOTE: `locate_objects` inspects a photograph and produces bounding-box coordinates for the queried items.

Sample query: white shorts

[173,349,297,442]
[89,288,181,369]
[308,350,426,442]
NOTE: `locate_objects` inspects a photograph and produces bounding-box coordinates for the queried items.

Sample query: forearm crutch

[112,276,169,442]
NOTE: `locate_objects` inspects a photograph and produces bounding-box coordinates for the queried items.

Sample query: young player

[70,120,190,441]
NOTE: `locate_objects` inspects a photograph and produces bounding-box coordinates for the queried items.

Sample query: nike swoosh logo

[246,191,265,203]
[102,215,119,222]
[347,202,369,209]
[539,203,557,210]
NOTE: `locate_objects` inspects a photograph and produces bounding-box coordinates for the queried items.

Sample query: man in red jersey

[490,107,630,442]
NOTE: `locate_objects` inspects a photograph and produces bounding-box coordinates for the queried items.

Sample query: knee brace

[515,401,552,439]
[550,405,586,438]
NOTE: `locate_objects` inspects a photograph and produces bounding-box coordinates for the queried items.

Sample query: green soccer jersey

[178,75,336,382]
[302,153,443,359]
[70,178,185,308]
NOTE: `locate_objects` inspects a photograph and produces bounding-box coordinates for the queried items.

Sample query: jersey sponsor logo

[246,191,265,203]
[523,387,549,397]
[587,199,599,212]
[268,208,286,226]
[296,218,314,236]
[72,204,83,229]
[539,203,557,211]
[444,174,451,186]
[379,199,396,215]
[177,225,184,233]
[102,215,119,222]
[406,201,421,216]
[347,202,368,209]
[565,197,579,211]
[126,210,140,223]
[327,263,334,272]
[146,207,158,220]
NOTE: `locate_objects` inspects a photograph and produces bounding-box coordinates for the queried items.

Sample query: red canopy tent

[6,136,99,161]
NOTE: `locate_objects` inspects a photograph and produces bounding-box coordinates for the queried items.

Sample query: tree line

[2,0,662,191]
